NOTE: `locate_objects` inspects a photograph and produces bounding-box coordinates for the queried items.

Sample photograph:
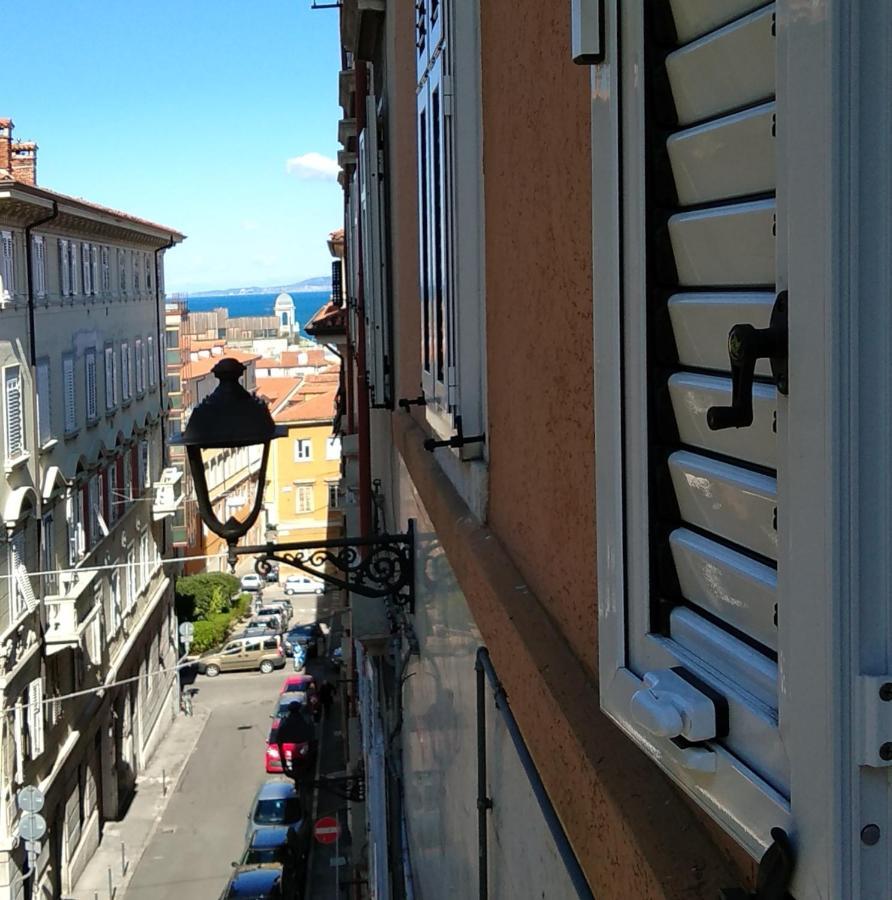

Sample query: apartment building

[181,349,264,572]
[328,2,892,898]
[0,119,183,898]
[261,372,342,544]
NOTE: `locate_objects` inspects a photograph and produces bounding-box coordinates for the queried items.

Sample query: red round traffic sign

[313,816,341,845]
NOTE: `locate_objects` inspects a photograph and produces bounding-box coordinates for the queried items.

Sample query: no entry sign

[314,815,341,845]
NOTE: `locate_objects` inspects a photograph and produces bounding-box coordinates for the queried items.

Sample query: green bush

[175,573,241,622]
[185,588,254,653]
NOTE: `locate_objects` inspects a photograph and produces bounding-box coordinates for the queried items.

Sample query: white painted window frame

[325,436,341,460]
[3,363,25,462]
[59,238,70,297]
[101,245,110,293]
[294,483,313,514]
[32,235,46,298]
[134,338,144,395]
[415,0,486,454]
[81,243,92,296]
[85,348,98,422]
[293,438,312,462]
[62,354,76,434]
[36,358,51,446]
[588,3,885,896]
[147,335,156,387]
[104,344,117,411]
[121,341,131,401]
[68,241,79,296]
[0,230,13,301]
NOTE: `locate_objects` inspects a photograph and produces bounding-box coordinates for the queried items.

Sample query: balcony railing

[44,567,100,653]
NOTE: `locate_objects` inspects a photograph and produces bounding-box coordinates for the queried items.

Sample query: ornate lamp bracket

[227,519,416,612]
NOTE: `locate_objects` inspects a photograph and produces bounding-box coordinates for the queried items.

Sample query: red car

[279,675,320,716]
[265,703,318,774]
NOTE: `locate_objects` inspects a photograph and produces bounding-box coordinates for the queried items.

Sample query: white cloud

[285,152,340,181]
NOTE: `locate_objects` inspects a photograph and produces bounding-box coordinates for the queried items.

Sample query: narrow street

[86,587,347,899]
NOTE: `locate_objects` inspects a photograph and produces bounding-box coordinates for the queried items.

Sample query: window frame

[4,364,26,463]
[120,341,131,402]
[59,238,70,297]
[134,338,144,395]
[85,348,98,422]
[0,230,13,301]
[32,234,46,298]
[293,438,312,462]
[294,484,314,514]
[414,0,486,454]
[147,335,156,388]
[62,354,77,435]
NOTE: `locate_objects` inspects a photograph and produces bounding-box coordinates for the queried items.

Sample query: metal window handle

[707,291,789,431]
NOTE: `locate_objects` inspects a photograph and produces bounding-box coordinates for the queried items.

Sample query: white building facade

[0,146,183,898]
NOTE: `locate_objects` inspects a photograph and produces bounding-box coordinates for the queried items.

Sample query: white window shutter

[85,350,97,420]
[36,360,51,445]
[32,236,46,297]
[147,336,156,386]
[0,231,13,301]
[82,243,91,295]
[59,239,70,296]
[4,365,24,459]
[27,679,44,758]
[91,245,99,295]
[11,533,36,614]
[69,242,78,295]
[13,701,24,784]
[63,356,76,433]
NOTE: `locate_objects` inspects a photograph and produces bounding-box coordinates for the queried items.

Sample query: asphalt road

[126,586,336,899]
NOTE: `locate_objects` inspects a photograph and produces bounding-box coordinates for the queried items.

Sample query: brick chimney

[10,141,37,186]
[0,119,13,177]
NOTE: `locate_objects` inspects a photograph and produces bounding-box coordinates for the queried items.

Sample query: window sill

[121,399,132,409]
[38,439,59,454]
[105,409,117,419]
[3,452,30,474]
[63,428,80,442]
[86,417,99,429]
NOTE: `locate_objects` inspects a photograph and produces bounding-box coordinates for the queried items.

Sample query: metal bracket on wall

[398,392,427,410]
[423,415,485,453]
[229,520,416,613]
[719,827,794,900]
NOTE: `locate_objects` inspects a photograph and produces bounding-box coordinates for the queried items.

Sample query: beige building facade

[0,120,183,898]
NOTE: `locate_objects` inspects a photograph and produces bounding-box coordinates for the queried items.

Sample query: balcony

[44,566,100,654]
[153,467,184,520]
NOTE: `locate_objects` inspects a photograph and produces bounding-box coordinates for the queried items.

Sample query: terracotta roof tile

[182,349,260,380]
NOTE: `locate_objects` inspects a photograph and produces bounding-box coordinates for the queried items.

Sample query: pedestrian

[319,679,335,718]
[292,643,307,672]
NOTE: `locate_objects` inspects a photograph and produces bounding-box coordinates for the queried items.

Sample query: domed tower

[274,291,296,336]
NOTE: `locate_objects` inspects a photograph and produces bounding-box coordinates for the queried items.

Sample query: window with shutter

[59,239,70,296]
[62,355,76,433]
[591,0,801,862]
[32,235,46,297]
[295,485,314,514]
[101,246,110,293]
[42,513,56,596]
[104,345,116,410]
[135,338,144,394]
[81,243,92,295]
[414,1,484,451]
[132,251,139,292]
[118,248,126,293]
[145,252,152,290]
[69,241,79,295]
[359,90,390,407]
[27,679,44,758]
[147,335,156,387]
[109,460,120,524]
[139,439,150,490]
[293,439,312,461]
[4,365,25,461]
[0,231,14,301]
[90,244,99,295]
[36,359,51,445]
[121,342,131,400]
[85,348,97,421]
[331,259,343,305]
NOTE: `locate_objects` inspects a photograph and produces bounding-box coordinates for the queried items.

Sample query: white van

[283,574,324,596]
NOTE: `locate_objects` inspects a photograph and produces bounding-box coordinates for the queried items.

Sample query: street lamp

[179,356,416,610]
[178,357,286,565]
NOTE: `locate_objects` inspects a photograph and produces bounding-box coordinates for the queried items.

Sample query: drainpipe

[475,647,595,900]
[475,653,493,900]
[355,60,372,540]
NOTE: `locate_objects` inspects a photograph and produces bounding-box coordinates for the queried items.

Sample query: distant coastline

[182,291,332,340]
[184,275,331,298]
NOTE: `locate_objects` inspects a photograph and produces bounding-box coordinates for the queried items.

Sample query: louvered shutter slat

[4,367,24,459]
[27,679,44,757]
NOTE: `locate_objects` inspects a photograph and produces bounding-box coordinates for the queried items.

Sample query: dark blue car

[220,864,282,899]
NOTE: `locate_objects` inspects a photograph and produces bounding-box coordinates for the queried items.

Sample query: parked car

[279,674,320,718]
[283,624,324,658]
[264,564,280,584]
[197,635,285,677]
[240,573,264,593]
[262,601,292,626]
[257,606,289,628]
[283,574,324,596]
[248,613,283,633]
[220,863,283,899]
[239,826,291,866]
[232,629,282,647]
[265,704,318,775]
[245,781,306,843]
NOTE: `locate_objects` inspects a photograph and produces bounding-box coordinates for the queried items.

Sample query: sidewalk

[67,701,211,900]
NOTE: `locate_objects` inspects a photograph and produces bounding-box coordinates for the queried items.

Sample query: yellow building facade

[264,373,342,544]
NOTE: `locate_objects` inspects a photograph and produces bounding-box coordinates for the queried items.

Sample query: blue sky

[4,0,342,293]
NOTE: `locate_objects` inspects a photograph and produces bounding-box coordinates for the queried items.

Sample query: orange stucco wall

[480,4,598,675]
